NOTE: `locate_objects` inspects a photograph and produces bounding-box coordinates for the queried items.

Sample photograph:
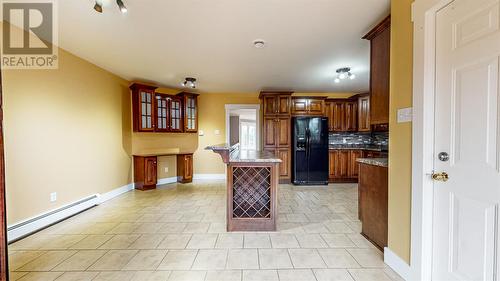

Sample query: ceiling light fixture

[253,39,266,48]
[182,77,197,89]
[94,1,103,13]
[334,67,355,83]
[116,0,127,13]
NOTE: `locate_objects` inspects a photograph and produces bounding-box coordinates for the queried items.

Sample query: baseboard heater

[7,194,99,243]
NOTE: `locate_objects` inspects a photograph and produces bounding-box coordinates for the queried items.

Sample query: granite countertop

[229,149,282,163]
[329,144,388,152]
[205,143,239,151]
[356,158,388,167]
[205,143,281,163]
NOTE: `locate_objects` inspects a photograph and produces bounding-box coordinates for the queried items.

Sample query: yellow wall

[388,0,414,263]
[194,93,260,174]
[3,48,133,225]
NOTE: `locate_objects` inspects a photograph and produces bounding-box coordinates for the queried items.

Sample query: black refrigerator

[292,117,329,185]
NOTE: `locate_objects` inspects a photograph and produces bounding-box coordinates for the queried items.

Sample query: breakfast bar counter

[206,144,281,232]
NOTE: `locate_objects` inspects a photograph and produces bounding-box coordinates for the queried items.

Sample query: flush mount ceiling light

[253,39,266,49]
[93,0,127,14]
[334,67,356,83]
[182,77,197,89]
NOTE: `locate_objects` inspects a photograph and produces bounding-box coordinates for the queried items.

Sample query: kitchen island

[206,144,281,232]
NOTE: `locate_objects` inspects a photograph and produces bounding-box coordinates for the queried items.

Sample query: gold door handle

[432,172,449,182]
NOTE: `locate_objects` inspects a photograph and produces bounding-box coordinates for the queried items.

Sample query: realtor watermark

[1,0,58,69]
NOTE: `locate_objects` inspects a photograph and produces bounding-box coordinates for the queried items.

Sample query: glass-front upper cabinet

[178,92,199,132]
[170,96,183,132]
[130,83,158,132]
[155,94,169,132]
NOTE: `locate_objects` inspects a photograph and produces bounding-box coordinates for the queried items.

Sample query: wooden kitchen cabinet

[265,148,291,179]
[134,156,158,190]
[359,162,388,249]
[155,94,170,132]
[263,117,290,148]
[130,83,199,134]
[131,83,158,132]
[344,101,358,131]
[358,94,370,132]
[326,99,358,132]
[329,150,349,180]
[260,92,293,183]
[169,96,183,132]
[291,97,325,116]
[177,154,193,183]
[364,16,390,126]
[332,101,345,132]
[178,92,199,133]
[261,92,292,115]
[349,150,363,178]
[329,149,364,182]
[325,102,334,132]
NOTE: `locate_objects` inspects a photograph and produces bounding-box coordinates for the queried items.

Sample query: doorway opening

[225,104,260,150]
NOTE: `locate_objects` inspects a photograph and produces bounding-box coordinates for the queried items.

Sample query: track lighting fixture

[334,67,355,83]
[116,0,127,13]
[182,77,197,89]
[93,0,127,14]
[94,1,103,13]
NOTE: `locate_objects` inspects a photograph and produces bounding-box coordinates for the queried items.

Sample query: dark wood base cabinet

[177,154,193,183]
[358,163,388,250]
[134,153,194,190]
[134,156,158,190]
[329,150,364,182]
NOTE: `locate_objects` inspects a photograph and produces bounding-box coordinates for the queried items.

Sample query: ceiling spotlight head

[334,78,340,84]
[349,73,356,80]
[253,39,266,48]
[94,1,103,13]
[338,73,347,80]
[182,77,197,89]
[117,0,127,13]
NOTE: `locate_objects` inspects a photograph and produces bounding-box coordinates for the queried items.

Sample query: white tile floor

[8,181,403,281]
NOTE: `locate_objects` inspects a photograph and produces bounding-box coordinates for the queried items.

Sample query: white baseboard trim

[193,173,226,180]
[157,177,178,186]
[7,183,134,243]
[384,247,411,281]
[97,183,134,204]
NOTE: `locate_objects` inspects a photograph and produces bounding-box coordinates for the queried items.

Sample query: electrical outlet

[164,167,169,173]
[50,192,57,202]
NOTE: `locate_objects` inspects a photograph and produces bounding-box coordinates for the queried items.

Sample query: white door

[433,0,500,280]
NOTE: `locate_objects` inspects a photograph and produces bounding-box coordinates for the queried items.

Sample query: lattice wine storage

[232,166,271,218]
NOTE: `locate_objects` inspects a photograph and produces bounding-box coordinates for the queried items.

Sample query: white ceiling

[57,0,390,93]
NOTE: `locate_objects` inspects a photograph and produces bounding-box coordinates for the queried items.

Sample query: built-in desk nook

[206,144,281,232]
[133,149,194,190]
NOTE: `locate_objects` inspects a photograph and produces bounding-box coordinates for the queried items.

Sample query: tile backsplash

[329,132,389,146]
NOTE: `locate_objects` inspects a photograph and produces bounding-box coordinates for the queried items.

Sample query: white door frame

[224,104,261,150]
[411,0,455,280]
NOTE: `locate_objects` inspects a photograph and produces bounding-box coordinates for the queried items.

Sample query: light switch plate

[397,107,413,123]
[50,192,57,202]
[214,130,220,135]
[198,130,204,136]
